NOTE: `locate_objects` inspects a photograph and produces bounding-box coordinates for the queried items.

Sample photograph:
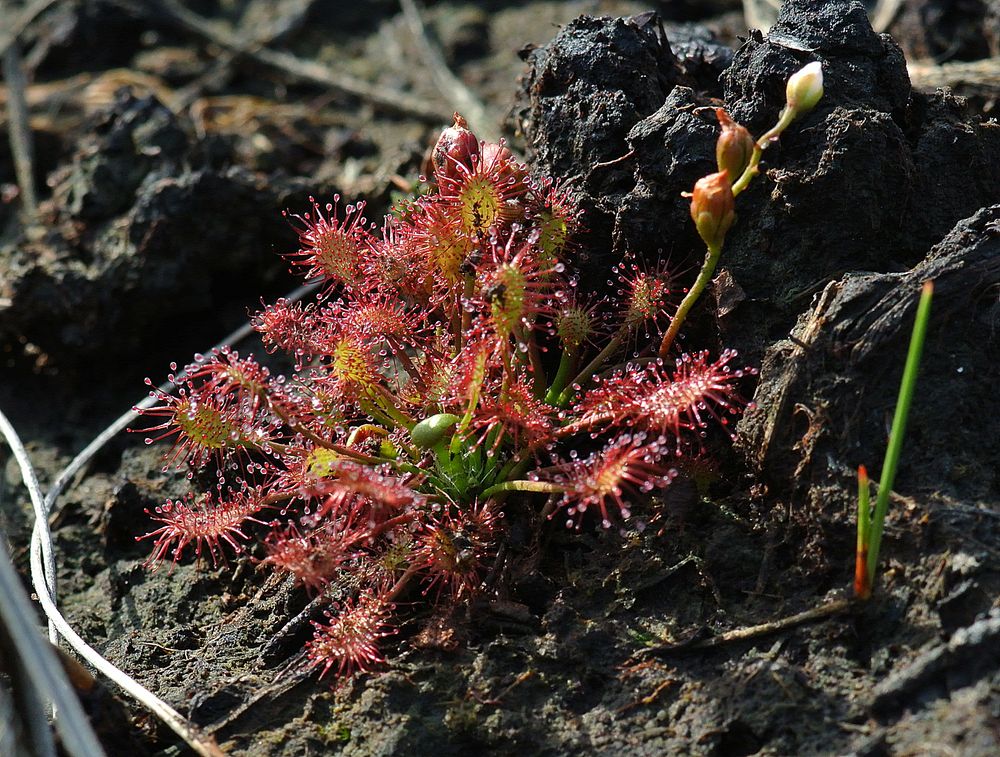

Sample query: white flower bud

[785,61,824,116]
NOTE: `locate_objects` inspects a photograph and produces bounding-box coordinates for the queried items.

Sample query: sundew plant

[134,107,768,680]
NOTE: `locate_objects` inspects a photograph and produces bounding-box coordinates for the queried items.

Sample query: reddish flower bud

[480,141,528,192]
[689,170,735,250]
[432,112,480,181]
[715,109,754,180]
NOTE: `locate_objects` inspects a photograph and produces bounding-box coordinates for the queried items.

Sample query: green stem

[516,323,547,398]
[370,385,414,430]
[498,339,514,403]
[730,144,762,197]
[544,349,577,404]
[460,274,475,345]
[662,106,799,360]
[758,107,797,146]
[557,326,628,406]
[451,358,486,455]
[382,457,427,478]
[658,240,723,358]
[731,107,796,197]
[865,281,933,587]
[496,452,535,486]
[359,399,397,430]
[480,479,565,500]
[452,289,464,351]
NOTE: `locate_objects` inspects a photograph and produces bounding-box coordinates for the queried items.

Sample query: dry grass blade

[908,58,1000,91]
[0,583,59,757]
[10,282,317,757]
[2,38,39,221]
[399,0,497,142]
[637,596,856,657]
[6,405,227,757]
[3,288,309,755]
[0,0,60,61]
[742,0,903,33]
[869,0,904,33]
[139,0,446,124]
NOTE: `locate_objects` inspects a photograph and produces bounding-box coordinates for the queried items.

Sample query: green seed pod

[411,413,461,449]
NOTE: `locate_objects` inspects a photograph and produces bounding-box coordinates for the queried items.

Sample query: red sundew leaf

[544,434,678,529]
[471,378,556,451]
[306,592,396,680]
[262,515,368,594]
[253,298,326,365]
[134,379,279,472]
[437,138,527,235]
[307,462,422,523]
[576,349,755,452]
[140,489,273,568]
[283,196,372,288]
[412,500,501,600]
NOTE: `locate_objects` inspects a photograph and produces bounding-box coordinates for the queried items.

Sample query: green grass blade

[854,465,871,598]
[866,280,934,586]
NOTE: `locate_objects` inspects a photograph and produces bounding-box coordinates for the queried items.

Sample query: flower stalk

[659,62,824,359]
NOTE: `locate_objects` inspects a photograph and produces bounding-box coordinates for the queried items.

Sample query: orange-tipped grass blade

[854,464,872,599]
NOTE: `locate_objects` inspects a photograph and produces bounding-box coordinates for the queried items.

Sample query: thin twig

[637,596,856,657]
[2,37,39,221]
[0,0,60,61]
[908,58,1000,91]
[173,0,316,112]
[870,0,905,33]
[398,0,496,142]
[135,0,446,123]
